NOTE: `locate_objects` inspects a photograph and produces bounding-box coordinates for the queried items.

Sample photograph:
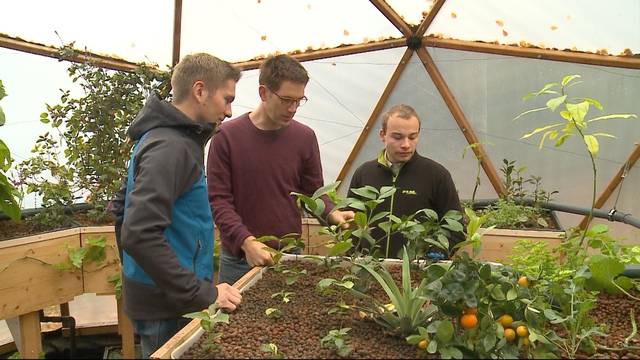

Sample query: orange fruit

[516,325,528,337]
[417,339,428,350]
[460,314,478,329]
[504,328,516,342]
[498,314,513,328]
[518,276,529,287]
[522,338,530,346]
[463,307,478,315]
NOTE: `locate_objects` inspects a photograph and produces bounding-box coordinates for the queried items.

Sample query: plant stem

[625,308,637,346]
[571,122,597,250]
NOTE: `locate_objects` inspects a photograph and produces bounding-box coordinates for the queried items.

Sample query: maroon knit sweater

[207,113,327,258]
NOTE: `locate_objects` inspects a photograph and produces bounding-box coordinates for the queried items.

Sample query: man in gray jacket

[112,53,242,358]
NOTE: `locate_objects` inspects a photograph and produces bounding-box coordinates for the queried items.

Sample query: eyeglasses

[267,87,308,107]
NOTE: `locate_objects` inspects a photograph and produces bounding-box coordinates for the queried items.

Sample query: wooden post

[18,311,42,358]
[415,47,507,196]
[117,298,136,359]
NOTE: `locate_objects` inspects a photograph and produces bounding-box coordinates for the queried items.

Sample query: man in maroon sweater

[207,55,354,285]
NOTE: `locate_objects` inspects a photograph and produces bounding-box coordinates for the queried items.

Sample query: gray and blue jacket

[112,94,217,320]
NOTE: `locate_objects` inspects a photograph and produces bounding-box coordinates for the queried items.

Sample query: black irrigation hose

[470,197,640,230]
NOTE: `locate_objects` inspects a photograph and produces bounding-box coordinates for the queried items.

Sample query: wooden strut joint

[172,0,183,67]
[422,36,640,70]
[335,47,414,184]
[415,0,447,38]
[578,142,640,229]
[415,47,507,196]
[234,38,406,70]
[369,0,412,38]
[0,33,140,73]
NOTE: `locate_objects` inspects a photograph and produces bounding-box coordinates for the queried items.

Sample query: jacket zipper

[385,173,398,258]
[193,237,202,275]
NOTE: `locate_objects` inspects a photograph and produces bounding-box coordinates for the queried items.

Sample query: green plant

[516,74,637,246]
[255,233,304,271]
[541,274,605,359]
[320,327,353,357]
[54,236,107,271]
[260,343,284,359]
[264,307,282,319]
[281,267,307,285]
[505,239,558,281]
[478,159,557,230]
[316,275,357,315]
[19,42,170,225]
[0,79,21,221]
[183,303,230,332]
[352,247,437,337]
[108,273,122,299]
[271,290,294,304]
[461,141,493,205]
[415,209,557,359]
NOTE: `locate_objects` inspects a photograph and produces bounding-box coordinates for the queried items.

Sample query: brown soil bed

[0,211,114,241]
[183,261,430,359]
[582,292,640,359]
[181,260,640,359]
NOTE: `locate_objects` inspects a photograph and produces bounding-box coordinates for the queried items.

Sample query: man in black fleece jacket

[348,104,464,259]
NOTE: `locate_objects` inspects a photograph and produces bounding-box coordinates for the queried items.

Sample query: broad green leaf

[561,75,581,86]
[312,181,340,199]
[590,223,609,234]
[378,186,396,199]
[314,198,326,217]
[0,107,5,126]
[436,320,454,342]
[575,97,602,110]
[521,123,564,140]
[513,107,547,121]
[354,212,367,228]
[479,264,491,280]
[583,135,599,156]
[523,82,558,100]
[183,311,210,321]
[317,278,336,289]
[350,186,378,200]
[443,218,463,233]
[587,113,637,123]
[328,240,352,257]
[546,95,566,111]
[560,110,571,120]
[587,254,627,293]
[506,288,518,301]
[554,133,571,147]
[483,331,497,352]
[566,101,590,123]
[0,79,6,100]
[490,286,506,301]
[427,338,437,353]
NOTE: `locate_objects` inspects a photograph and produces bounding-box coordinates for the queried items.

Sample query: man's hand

[327,210,355,230]
[215,283,242,311]
[241,236,274,267]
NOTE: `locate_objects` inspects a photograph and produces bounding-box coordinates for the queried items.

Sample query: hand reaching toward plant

[241,236,274,267]
[215,283,242,311]
[327,209,355,230]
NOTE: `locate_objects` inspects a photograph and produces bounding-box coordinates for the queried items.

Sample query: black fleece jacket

[348,151,463,259]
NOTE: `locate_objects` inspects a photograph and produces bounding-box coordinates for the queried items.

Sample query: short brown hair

[381,104,421,133]
[259,54,309,91]
[171,53,241,103]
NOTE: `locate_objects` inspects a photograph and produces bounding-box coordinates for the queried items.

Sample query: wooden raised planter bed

[304,218,565,261]
[0,225,134,358]
[152,256,408,359]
